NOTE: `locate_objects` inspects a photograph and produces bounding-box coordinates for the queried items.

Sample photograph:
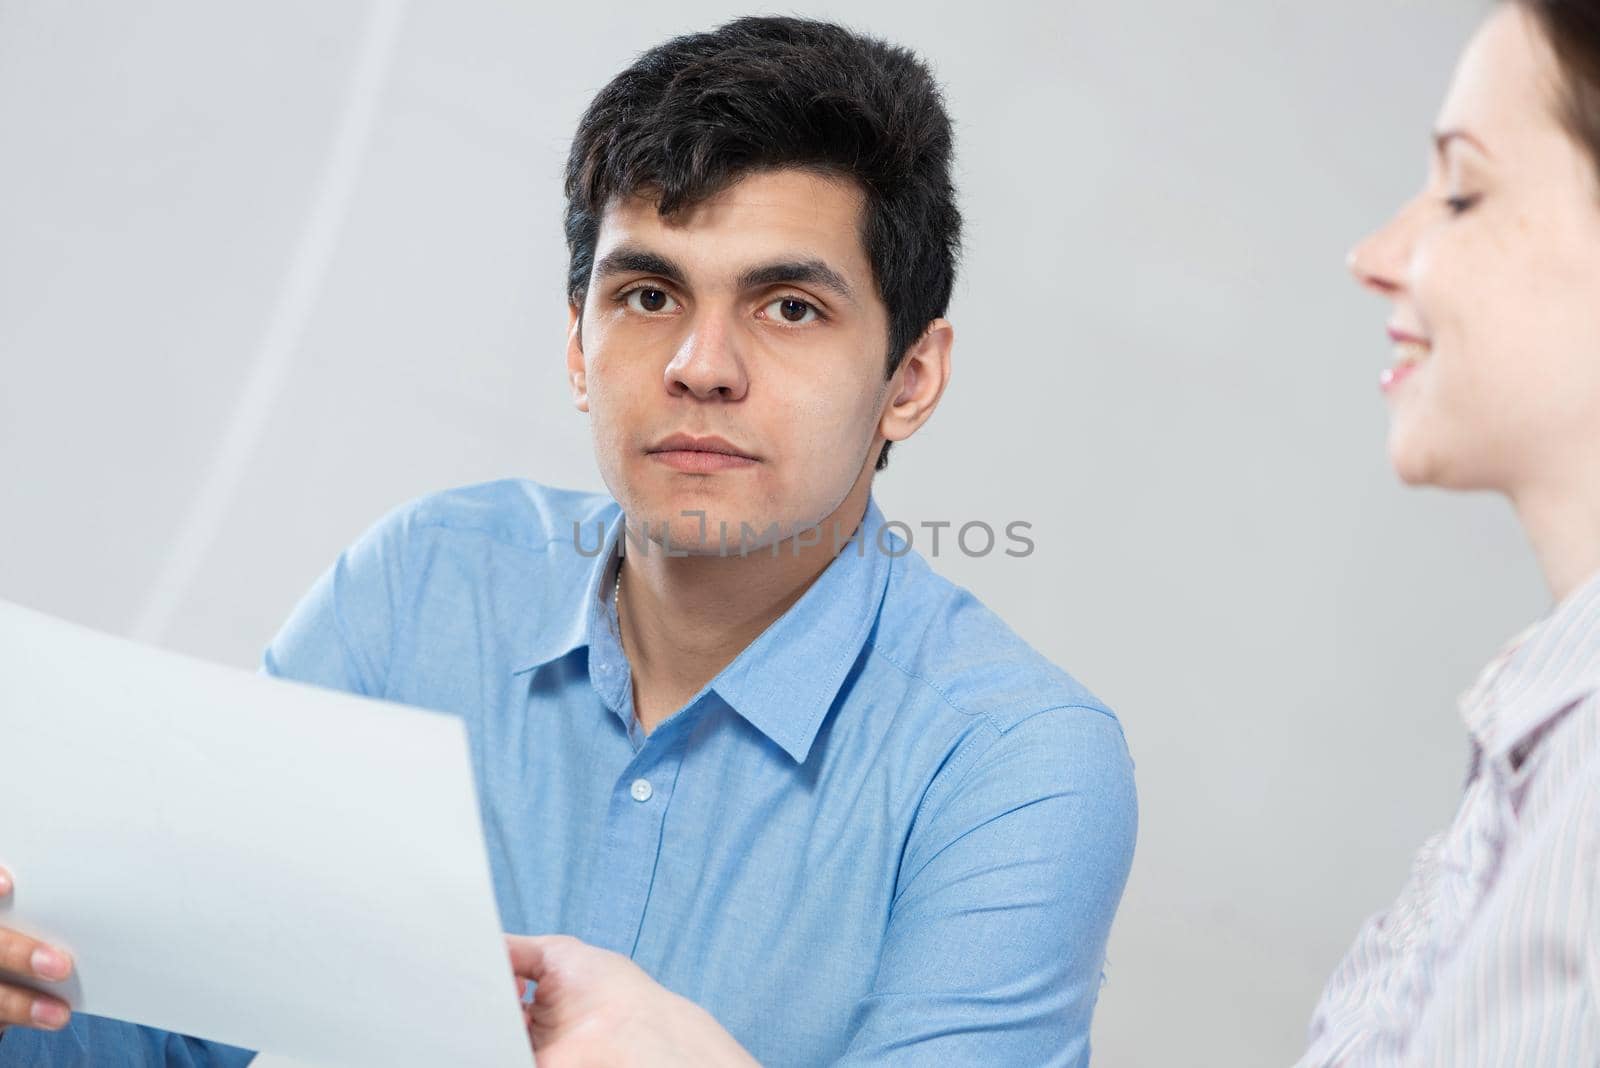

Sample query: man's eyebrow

[1434,127,1493,159]
[592,246,688,285]
[736,259,857,305]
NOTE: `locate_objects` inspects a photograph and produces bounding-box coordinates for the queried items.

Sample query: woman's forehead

[1435,5,1564,158]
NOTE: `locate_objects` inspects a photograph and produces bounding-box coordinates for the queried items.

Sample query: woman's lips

[1380,335,1430,395]
[649,449,759,473]
[1380,360,1421,393]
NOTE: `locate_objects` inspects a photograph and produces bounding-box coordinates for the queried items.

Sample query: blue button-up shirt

[3,478,1137,1067]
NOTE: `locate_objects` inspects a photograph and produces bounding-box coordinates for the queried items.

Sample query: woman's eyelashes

[616,284,824,325]
[1445,192,1482,216]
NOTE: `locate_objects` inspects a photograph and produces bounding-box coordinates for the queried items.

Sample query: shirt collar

[1460,564,1600,762]
[513,494,895,765]
[509,503,623,676]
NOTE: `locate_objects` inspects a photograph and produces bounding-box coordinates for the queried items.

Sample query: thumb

[507,934,565,982]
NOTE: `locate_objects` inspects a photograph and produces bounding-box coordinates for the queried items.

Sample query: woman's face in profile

[1348,3,1600,495]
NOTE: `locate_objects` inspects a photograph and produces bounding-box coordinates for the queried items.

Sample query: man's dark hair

[563,15,962,472]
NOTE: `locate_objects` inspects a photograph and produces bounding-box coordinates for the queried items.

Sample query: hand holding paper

[0,599,536,1067]
[0,866,74,1033]
[509,934,758,1068]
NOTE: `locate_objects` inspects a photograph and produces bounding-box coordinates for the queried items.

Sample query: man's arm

[259,500,411,695]
[833,704,1138,1067]
[502,704,1137,1067]
[0,1013,255,1068]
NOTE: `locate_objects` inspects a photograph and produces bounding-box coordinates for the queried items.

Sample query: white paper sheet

[0,599,535,1067]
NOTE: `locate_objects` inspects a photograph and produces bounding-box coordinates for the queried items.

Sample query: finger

[0,983,70,1031]
[0,930,73,983]
[508,933,547,984]
[0,868,11,896]
[506,936,551,982]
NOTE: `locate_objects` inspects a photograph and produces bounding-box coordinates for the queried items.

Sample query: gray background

[0,1,1543,1064]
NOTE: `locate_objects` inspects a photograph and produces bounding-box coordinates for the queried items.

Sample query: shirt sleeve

[0,1013,255,1067]
[832,704,1138,1067]
[259,500,413,695]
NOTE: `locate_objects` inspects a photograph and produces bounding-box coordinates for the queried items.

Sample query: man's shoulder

[375,477,618,554]
[876,553,1136,872]
[872,549,1122,744]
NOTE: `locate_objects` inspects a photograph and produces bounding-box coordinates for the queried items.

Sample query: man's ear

[880,318,953,446]
[566,300,588,413]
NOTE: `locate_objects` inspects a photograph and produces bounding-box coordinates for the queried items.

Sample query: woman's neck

[1512,477,1600,603]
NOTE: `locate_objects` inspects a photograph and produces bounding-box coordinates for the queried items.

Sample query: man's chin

[617,509,786,559]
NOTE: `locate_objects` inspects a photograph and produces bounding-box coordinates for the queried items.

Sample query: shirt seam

[886,696,1123,916]
[383,514,421,700]
[863,638,1119,738]
[328,545,392,699]
[409,520,573,557]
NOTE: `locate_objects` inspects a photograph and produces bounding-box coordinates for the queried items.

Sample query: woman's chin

[1387,429,1495,491]
[1387,425,1442,488]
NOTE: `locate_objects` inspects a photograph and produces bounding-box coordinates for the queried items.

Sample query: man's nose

[664,312,749,401]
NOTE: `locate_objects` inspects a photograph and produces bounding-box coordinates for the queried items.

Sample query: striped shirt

[1298,565,1600,1066]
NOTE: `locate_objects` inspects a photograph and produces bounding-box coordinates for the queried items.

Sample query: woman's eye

[1445,193,1480,216]
[762,296,819,324]
[625,288,677,313]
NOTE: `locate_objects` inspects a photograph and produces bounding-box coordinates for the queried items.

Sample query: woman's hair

[562,16,963,473]
[1512,0,1600,181]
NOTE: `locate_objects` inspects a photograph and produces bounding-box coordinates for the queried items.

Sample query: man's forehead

[594,171,871,278]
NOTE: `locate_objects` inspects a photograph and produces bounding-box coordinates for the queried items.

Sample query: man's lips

[646,432,757,459]
[646,432,759,472]
[650,450,758,473]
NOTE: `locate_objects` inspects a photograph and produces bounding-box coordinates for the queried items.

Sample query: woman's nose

[1346,203,1415,297]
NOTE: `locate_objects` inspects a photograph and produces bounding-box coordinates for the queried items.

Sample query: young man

[0,16,1136,1066]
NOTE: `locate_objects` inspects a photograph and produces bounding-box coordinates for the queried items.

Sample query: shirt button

[629,778,653,803]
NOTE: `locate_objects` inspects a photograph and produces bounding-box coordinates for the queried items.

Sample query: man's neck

[618,482,872,734]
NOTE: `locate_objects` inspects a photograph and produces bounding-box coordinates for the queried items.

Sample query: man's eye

[625,288,677,313]
[762,297,819,324]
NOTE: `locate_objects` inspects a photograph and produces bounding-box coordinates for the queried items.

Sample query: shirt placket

[581,721,690,957]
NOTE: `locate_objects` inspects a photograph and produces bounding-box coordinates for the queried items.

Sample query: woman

[1300,1,1600,1063]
